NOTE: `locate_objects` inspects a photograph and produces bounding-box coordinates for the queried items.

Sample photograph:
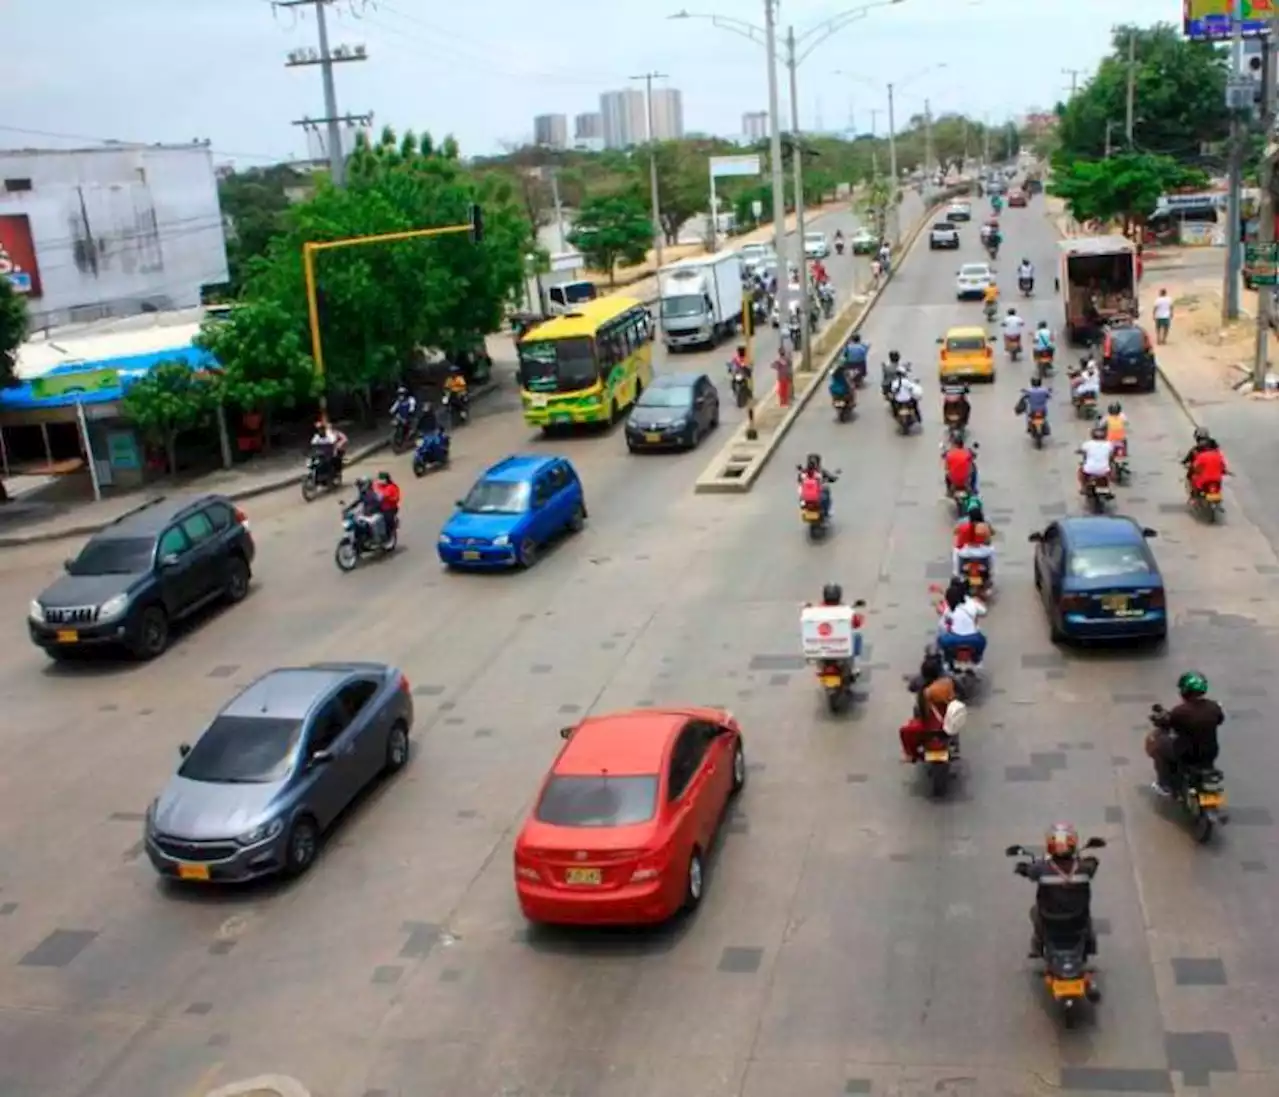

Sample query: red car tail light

[1147,588,1165,608]
[398,674,411,694]
[1059,594,1089,613]
[515,864,541,882]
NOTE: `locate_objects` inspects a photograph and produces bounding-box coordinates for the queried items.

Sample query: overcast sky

[5,0,1188,166]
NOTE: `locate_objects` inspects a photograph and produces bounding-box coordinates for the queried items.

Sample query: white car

[850,228,878,254]
[738,242,775,272]
[803,231,829,259]
[946,202,972,222]
[929,222,960,250]
[955,262,994,299]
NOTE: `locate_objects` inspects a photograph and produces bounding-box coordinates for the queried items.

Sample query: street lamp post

[669,0,904,374]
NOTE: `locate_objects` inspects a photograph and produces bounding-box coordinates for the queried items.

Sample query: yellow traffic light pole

[302,215,477,412]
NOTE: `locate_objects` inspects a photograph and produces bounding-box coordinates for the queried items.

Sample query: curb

[0,382,499,549]
[205,1076,311,1097]
[1044,211,1203,430]
[694,186,971,494]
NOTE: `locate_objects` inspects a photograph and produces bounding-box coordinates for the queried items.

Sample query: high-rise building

[650,88,684,141]
[533,114,568,149]
[742,111,769,141]
[574,112,603,140]
[599,89,647,149]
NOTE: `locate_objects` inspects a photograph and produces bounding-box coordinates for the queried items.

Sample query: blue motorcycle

[412,430,450,477]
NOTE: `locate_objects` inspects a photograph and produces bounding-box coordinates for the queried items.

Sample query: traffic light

[469,203,484,244]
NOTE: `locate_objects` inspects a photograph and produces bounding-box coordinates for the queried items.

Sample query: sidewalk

[0,373,509,549]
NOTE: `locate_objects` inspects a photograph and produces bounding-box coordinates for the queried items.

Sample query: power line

[277,0,372,186]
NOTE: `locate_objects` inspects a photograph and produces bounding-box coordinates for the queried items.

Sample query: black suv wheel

[130,606,170,660]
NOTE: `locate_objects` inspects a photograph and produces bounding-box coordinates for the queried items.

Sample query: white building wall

[0,144,229,329]
[600,89,647,149]
[651,89,684,141]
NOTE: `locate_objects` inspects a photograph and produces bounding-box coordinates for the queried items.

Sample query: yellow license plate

[1100,595,1129,612]
[644,432,662,442]
[819,674,843,688]
[55,629,79,643]
[565,867,601,885]
[462,551,480,561]
[177,863,210,882]
[1204,492,1222,503]
[1198,793,1223,808]
[802,508,821,522]
[923,749,950,763]
[1051,978,1086,999]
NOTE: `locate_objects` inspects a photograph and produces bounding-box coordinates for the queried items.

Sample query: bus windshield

[518,336,598,393]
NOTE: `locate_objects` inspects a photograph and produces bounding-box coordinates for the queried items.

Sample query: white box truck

[657,253,744,351]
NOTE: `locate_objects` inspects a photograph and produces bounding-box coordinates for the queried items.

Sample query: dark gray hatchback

[28,493,256,661]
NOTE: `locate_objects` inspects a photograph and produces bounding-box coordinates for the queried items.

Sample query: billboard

[710,154,762,178]
[1183,0,1275,40]
[0,214,42,297]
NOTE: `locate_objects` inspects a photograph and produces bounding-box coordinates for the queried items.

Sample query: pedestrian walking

[1153,288,1174,344]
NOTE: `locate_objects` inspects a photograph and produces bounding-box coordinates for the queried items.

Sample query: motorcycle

[1188,478,1225,523]
[961,556,992,599]
[797,467,838,541]
[1110,440,1130,485]
[983,300,998,324]
[813,599,866,714]
[788,320,803,351]
[832,391,855,423]
[390,412,415,453]
[334,506,398,571]
[1027,409,1048,449]
[728,363,753,408]
[1004,333,1022,361]
[301,446,342,502]
[1147,705,1228,843]
[442,387,470,427]
[835,239,845,255]
[1019,276,1034,297]
[1033,346,1054,373]
[1081,472,1113,514]
[941,639,983,701]
[412,429,451,477]
[894,401,917,435]
[819,285,836,319]
[986,241,1000,261]
[1074,392,1098,420]
[1006,837,1107,1027]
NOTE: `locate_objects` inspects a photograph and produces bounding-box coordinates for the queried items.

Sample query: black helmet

[851,332,862,343]
[1007,307,1017,316]
[1194,426,1211,444]
[821,582,843,605]
[1108,402,1122,415]
[805,452,822,470]
[889,349,901,363]
[396,383,408,395]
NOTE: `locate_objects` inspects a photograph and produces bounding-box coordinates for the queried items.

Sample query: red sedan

[1007,187,1028,208]
[514,707,746,926]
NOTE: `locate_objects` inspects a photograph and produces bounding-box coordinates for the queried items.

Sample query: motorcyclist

[1077,423,1114,491]
[1019,823,1100,967]
[374,470,401,539]
[1180,426,1213,471]
[818,581,864,661]
[797,452,838,520]
[390,384,418,425]
[881,349,907,396]
[1148,670,1225,796]
[987,225,1002,257]
[982,279,1000,318]
[953,498,995,579]
[942,433,979,495]
[1000,307,1025,351]
[1033,320,1055,361]
[415,398,442,438]
[941,381,971,431]
[309,417,348,481]
[842,332,869,382]
[898,648,957,760]
[1071,359,1101,408]
[1017,258,1035,290]
[1103,400,1128,449]
[936,582,987,665]
[1016,375,1052,434]
[347,476,386,545]
[443,366,469,421]
[1188,438,1229,498]
[828,359,855,408]
[888,365,923,424]
[812,258,829,285]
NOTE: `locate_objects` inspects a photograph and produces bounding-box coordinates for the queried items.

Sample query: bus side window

[598,331,619,369]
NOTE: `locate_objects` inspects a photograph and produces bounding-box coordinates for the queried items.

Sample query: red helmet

[1045,822,1079,858]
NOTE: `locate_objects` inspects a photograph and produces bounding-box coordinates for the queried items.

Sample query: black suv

[29,494,256,661]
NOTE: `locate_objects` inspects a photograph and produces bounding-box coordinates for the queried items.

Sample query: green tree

[567,190,653,285]
[220,127,529,414]
[652,141,709,245]
[861,176,893,237]
[0,277,26,502]
[217,164,312,294]
[122,360,218,476]
[1049,152,1207,234]
[1054,24,1229,167]
[194,300,317,449]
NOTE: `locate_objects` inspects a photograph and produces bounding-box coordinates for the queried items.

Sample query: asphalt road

[0,190,1274,1097]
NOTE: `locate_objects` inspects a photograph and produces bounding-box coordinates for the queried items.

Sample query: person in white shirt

[1152,288,1173,344]
[937,582,988,664]
[878,241,892,268]
[1000,308,1026,346]
[888,366,923,423]
[1077,424,1114,489]
[1072,361,1101,406]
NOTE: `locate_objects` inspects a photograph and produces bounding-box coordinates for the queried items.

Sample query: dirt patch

[1160,277,1278,395]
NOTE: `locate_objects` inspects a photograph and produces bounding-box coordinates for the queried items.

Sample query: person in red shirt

[942,435,978,495]
[952,499,994,578]
[374,470,402,539]
[811,259,829,285]
[1188,440,1228,495]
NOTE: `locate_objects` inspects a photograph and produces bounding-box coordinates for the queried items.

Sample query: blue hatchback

[1029,516,1167,643]
[438,455,587,570]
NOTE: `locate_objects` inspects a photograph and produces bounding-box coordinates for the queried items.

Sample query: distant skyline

[2,0,1191,166]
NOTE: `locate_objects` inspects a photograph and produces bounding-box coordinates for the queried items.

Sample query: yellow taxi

[937,325,997,382]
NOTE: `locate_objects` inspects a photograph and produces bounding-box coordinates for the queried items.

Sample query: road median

[693,185,970,494]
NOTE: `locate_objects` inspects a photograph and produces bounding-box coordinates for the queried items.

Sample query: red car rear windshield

[535,775,658,827]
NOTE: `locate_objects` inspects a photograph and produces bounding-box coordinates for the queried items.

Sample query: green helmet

[965,496,984,516]
[1177,670,1209,696]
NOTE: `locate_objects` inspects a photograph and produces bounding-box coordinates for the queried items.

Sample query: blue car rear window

[462,480,530,514]
[1068,544,1151,581]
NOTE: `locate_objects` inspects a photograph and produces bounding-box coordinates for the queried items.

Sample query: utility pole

[982,120,991,167]
[631,71,668,271]
[1252,21,1278,387]
[763,0,789,340]
[1223,0,1247,322]
[786,25,813,374]
[1124,30,1137,147]
[549,169,567,254]
[1104,120,1117,158]
[886,81,900,246]
[279,0,369,187]
[1062,67,1084,97]
[924,98,934,193]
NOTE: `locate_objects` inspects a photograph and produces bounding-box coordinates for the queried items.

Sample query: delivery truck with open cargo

[1055,235,1138,345]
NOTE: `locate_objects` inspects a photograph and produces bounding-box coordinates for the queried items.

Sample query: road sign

[710,155,761,179]
[1244,241,1278,286]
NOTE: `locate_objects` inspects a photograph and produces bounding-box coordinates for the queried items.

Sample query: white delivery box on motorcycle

[801,605,855,661]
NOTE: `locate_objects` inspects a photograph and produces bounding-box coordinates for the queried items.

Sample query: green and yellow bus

[517,296,654,430]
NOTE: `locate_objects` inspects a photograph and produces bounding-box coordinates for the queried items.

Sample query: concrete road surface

[0,190,1274,1097]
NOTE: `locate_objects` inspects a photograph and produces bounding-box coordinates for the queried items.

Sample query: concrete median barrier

[694,184,972,494]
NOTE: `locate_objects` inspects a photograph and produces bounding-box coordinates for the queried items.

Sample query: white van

[546,279,598,315]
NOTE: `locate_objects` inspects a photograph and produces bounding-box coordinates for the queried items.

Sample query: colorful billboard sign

[0,214,42,297]
[30,368,121,402]
[1183,0,1275,40]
